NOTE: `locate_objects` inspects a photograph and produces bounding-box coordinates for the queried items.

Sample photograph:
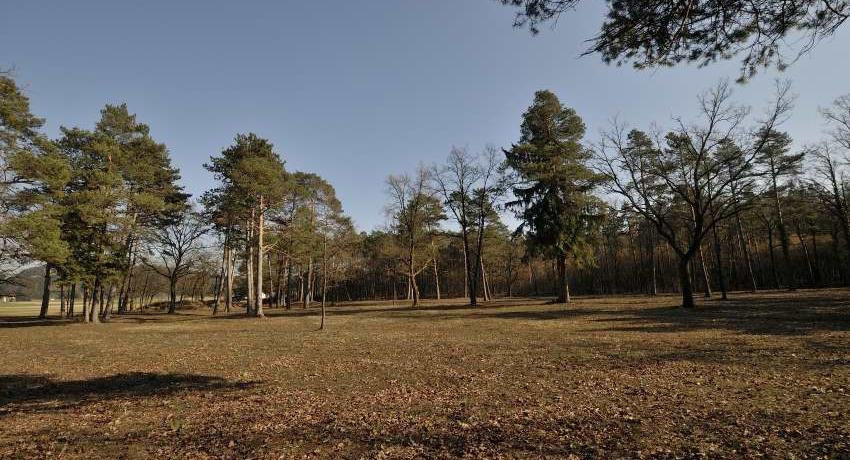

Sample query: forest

[2,74,850,323]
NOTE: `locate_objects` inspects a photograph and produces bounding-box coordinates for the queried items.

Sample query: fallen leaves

[1,290,849,458]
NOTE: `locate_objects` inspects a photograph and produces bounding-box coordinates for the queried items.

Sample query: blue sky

[3,1,849,230]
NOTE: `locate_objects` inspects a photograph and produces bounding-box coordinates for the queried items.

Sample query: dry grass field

[1,290,849,459]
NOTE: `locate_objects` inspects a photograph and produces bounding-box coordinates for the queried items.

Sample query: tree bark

[698,245,712,298]
[246,211,255,315]
[89,279,101,324]
[255,197,265,318]
[735,211,758,292]
[212,236,227,315]
[168,275,178,314]
[67,283,76,318]
[38,264,51,319]
[555,255,570,304]
[712,224,728,300]
[225,245,233,313]
[678,258,695,309]
[305,258,314,308]
[768,226,780,288]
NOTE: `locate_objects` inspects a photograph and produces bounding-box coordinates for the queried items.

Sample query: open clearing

[1,290,849,459]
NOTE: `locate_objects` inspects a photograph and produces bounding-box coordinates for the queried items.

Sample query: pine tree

[205,133,287,317]
[504,90,605,304]
[0,75,71,317]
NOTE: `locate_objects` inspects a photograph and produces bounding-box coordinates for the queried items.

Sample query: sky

[3,1,849,231]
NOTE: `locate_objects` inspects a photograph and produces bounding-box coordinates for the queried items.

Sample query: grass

[1,290,849,458]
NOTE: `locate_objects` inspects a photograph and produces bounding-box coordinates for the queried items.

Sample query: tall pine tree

[504,90,605,304]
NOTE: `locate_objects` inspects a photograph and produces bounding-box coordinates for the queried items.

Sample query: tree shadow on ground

[227,299,551,320]
[0,372,256,410]
[0,317,77,328]
[596,290,850,336]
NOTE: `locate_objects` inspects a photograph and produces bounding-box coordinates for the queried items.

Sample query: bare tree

[808,142,850,273]
[431,147,483,306]
[596,80,793,308]
[141,209,209,314]
[386,167,445,307]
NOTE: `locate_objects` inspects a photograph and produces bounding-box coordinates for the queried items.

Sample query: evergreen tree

[0,75,70,316]
[503,90,605,304]
[205,133,287,317]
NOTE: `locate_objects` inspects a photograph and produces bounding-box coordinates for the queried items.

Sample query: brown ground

[1,290,849,459]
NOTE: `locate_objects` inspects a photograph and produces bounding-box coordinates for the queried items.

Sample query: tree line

[2,72,850,322]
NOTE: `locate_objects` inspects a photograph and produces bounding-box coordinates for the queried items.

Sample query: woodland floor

[0,290,849,459]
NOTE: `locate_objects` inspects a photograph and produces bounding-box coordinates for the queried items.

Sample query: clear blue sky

[3,1,849,230]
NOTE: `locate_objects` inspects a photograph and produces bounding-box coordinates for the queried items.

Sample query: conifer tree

[205,133,287,317]
[0,75,71,316]
[503,90,605,304]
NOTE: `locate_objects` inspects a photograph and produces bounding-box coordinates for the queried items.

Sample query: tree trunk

[555,255,570,304]
[462,235,471,302]
[246,212,255,315]
[255,198,265,318]
[320,241,328,330]
[305,258,314,308]
[698,245,712,298]
[480,258,491,301]
[528,260,538,296]
[82,285,89,323]
[225,245,233,313]
[773,180,794,288]
[811,228,822,286]
[38,264,51,319]
[168,276,178,314]
[68,283,76,318]
[735,211,758,292]
[795,224,815,285]
[768,227,780,288]
[461,231,475,306]
[650,233,658,296]
[89,279,101,324]
[431,242,441,301]
[712,225,728,300]
[678,258,695,309]
[275,252,284,308]
[213,238,227,315]
[59,284,66,316]
[285,258,292,309]
[102,284,115,321]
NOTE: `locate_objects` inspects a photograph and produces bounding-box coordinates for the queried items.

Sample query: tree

[808,142,850,275]
[757,130,804,287]
[431,147,485,306]
[0,75,70,317]
[471,146,503,303]
[141,208,208,314]
[205,133,288,318]
[94,104,187,314]
[810,94,850,278]
[386,167,446,307]
[597,81,793,308]
[500,0,849,80]
[318,212,358,330]
[503,90,606,304]
[52,103,185,323]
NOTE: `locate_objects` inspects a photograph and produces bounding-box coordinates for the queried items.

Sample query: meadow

[1,290,849,458]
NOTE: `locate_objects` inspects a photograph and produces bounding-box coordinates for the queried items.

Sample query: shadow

[596,290,850,336]
[0,372,257,410]
[252,298,554,320]
[0,317,76,328]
